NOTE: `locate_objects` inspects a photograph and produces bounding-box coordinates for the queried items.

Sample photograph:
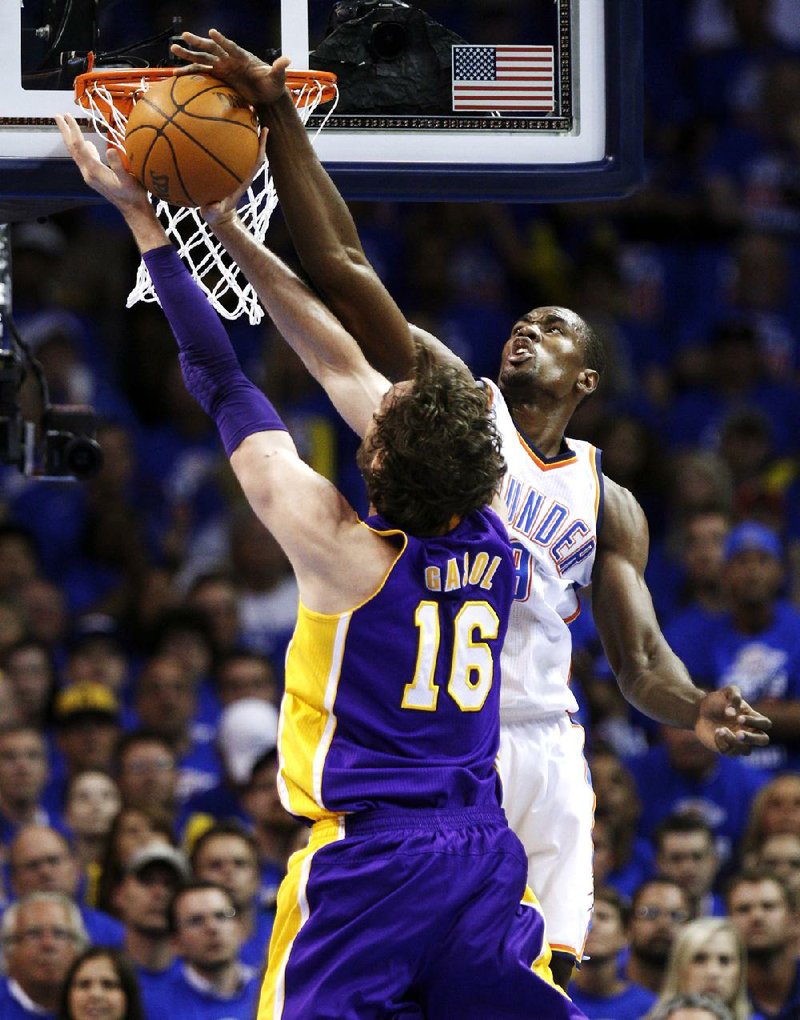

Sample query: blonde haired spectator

[740,772,800,859]
[653,918,750,1020]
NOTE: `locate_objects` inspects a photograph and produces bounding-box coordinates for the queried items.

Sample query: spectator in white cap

[179,697,278,838]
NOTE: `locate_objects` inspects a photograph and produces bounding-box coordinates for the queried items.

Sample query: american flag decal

[452,45,555,112]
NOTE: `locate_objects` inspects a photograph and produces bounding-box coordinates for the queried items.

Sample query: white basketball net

[78,76,338,324]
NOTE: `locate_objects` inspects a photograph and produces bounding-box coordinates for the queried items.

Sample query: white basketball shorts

[498,713,595,963]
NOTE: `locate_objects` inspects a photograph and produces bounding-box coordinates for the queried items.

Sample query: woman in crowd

[652,918,752,1020]
[58,947,145,1020]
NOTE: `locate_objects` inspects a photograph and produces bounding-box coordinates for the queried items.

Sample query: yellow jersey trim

[258,818,346,1019]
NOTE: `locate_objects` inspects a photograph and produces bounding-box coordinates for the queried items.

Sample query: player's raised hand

[170,29,291,108]
[55,114,149,212]
[694,684,772,756]
[201,127,268,229]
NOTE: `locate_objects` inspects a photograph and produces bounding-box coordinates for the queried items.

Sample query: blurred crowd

[2,0,800,1017]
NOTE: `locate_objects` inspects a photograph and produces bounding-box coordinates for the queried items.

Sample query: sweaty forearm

[259,92,364,285]
[211,214,353,378]
[258,92,415,379]
[121,201,170,255]
[615,644,705,729]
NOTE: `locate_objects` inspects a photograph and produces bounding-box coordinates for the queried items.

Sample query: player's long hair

[358,344,505,536]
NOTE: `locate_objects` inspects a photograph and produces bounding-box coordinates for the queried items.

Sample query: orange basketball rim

[74,52,338,125]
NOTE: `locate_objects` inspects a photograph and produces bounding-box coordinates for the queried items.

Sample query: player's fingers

[737,710,771,730]
[55,113,80,149]
[208,28,246,56]
[178,31,218,53]
[106,146,131,176]
[734,729,770,747]
[169,46,215,71]
[715,727,753,756]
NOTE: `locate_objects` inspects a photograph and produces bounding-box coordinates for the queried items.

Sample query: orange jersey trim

[516,431,578,470]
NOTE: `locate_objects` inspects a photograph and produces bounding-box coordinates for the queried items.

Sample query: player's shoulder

[596,475,649,562]
[599,475,646,529]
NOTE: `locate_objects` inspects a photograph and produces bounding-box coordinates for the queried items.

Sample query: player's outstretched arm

[55,114,166,255]
[57,113,359,587]
[592,477,772,756]
[202,184,390,440]
[170,28,418,381]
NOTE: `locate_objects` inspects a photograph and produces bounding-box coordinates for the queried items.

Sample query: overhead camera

[328,1,411,60]
[312,0,466,115]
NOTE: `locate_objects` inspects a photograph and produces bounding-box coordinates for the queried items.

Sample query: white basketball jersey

[485,380,603,720]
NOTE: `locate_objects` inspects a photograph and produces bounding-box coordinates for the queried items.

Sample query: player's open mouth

[507,343,534,364]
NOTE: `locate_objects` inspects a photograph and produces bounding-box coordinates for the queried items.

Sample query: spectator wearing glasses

[625,878,692,994]
[568,886,657,1019]
[0,891,88,1018]
[114,732,179,828]
[8,825,124,949]
[152,882,259,1020]
[189,820,274,968]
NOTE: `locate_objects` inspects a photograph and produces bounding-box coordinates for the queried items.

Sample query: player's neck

[509,402,571,458]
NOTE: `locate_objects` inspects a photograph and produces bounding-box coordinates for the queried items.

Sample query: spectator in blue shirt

[189,821,274,969]
[133,655,222,805]
[110,842,190,1001]
[568,886,657,1019]
[627,724,770,868]
[7,825,124,948]
[0,892,88,1018]
[727,868,800,1020]
[153,881,260,1020]
[667,521,800,775]
[653,815,725,919]
[625,879,693,995]
[0,726,58,847]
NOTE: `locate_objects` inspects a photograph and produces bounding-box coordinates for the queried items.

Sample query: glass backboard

[0,0,642,219]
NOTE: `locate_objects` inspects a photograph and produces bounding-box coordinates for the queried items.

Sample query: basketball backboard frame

[0,0,642,219]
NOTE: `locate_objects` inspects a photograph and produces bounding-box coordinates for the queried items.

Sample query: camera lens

[64,436,104,479]
[369,21,407,60]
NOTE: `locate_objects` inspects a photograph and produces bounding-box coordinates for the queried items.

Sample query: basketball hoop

[74,58,338,324]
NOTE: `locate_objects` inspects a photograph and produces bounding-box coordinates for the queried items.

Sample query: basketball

[124,73,260,207]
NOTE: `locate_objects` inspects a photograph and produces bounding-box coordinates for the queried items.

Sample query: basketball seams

[134,103,249,187]
[124,74,258,206]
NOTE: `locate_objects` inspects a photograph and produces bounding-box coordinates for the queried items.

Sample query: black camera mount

[0,226,103,481]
